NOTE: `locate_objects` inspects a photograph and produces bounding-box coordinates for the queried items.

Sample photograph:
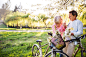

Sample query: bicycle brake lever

[83,35,85,39]
[48,32,52,36]
[84,34,86,38]
[82,34,86,39]
[83,48,86,53]
[85,51,86,53]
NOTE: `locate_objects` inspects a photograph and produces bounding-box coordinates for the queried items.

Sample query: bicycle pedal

[84,51,86,53]
[49,46,53,49]
[83,50,86,53]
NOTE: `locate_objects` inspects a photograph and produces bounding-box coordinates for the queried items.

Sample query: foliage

[21,13,30,18]
[78,10,86,26]
[4,11,31,27]
[37,14,50,29]
[4,12,53,28]
[5,16,19,23]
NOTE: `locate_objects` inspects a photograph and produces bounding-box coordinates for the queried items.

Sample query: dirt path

[0,27,86,32]
[0,30,52,32]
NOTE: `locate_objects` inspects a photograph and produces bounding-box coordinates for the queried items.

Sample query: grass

[0,29,86,57]
[0,32,49,57]
[0,23,7,28]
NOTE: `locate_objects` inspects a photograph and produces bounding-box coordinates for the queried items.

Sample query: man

[63,10,83,57]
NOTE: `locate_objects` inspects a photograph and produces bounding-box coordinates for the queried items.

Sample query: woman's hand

[63,23,67,28]
[71,33,74,36]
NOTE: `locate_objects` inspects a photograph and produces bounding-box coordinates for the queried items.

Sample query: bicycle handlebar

[64,38,79,42]
[48,32,86,42]
[76,34,86,39]
[65,34,86,42]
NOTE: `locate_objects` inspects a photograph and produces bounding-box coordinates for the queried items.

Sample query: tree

[13,6,18,12]
[79,11,86,25]
[1,0,11,21]
[13,3,22,12]
[78,4,86,17]
[2,0,11,10]
[37,14,49,29]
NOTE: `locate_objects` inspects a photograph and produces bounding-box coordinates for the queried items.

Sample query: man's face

[69,13,76,21]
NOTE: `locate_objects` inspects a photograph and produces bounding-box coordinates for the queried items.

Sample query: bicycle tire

[45,51,69,57]
[81,48,84,57]
[32,44,40,57]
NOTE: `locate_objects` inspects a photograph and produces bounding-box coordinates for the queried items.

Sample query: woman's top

[52,23,65,36]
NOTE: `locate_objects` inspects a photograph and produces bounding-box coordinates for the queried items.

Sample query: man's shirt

[67,19,83,37]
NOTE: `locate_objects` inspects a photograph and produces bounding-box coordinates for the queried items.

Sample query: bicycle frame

[37,41,50,57]
[73,38,86,57]
[41,43,50,55]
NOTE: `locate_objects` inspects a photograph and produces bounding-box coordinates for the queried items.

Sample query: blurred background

[0,0,86,29]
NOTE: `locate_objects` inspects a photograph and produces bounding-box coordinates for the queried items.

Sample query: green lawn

[0,23,7,28]
[0,32,50,57]
[0,29,86,57]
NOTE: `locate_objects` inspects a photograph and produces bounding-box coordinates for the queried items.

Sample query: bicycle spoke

[32,45,40,57]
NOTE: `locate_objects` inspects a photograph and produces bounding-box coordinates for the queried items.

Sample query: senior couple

[52,10,83,57]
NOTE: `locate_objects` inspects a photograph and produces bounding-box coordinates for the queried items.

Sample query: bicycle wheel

[81,48,86,57]
[45,51,69,57]
[32,44,40,57]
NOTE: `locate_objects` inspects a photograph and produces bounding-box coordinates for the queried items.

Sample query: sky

[0,0,7,8]
[0,0,69,15]
[0,0,52,10]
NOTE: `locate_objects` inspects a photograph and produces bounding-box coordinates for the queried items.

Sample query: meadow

[0,29,86,57]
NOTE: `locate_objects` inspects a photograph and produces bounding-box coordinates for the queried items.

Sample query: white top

[67,19,83,39]
[67,19,83,37]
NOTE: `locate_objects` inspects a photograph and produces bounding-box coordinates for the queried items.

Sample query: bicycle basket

[51,34,66,50]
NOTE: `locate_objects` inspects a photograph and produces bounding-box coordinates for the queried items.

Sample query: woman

[52,16,66,36]
[52,16,66,57]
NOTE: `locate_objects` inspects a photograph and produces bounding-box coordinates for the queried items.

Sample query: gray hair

[54,16,61,23]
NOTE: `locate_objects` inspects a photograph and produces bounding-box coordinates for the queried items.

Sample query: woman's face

[55,22,60,27]
[55,18,63,27]
[60,18,63,23]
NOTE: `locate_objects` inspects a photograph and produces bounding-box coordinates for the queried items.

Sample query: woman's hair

[69,10,78,17]
[54,16,61,24]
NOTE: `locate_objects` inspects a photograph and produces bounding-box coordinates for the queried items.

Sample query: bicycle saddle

[36,40,42,42]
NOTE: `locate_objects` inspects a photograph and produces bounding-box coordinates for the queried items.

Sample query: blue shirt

[67,19,83,37]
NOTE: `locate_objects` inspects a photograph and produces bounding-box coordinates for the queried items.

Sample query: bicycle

[32,33,86,57]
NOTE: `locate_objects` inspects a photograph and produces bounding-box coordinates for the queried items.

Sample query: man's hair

[69,10,78,17]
